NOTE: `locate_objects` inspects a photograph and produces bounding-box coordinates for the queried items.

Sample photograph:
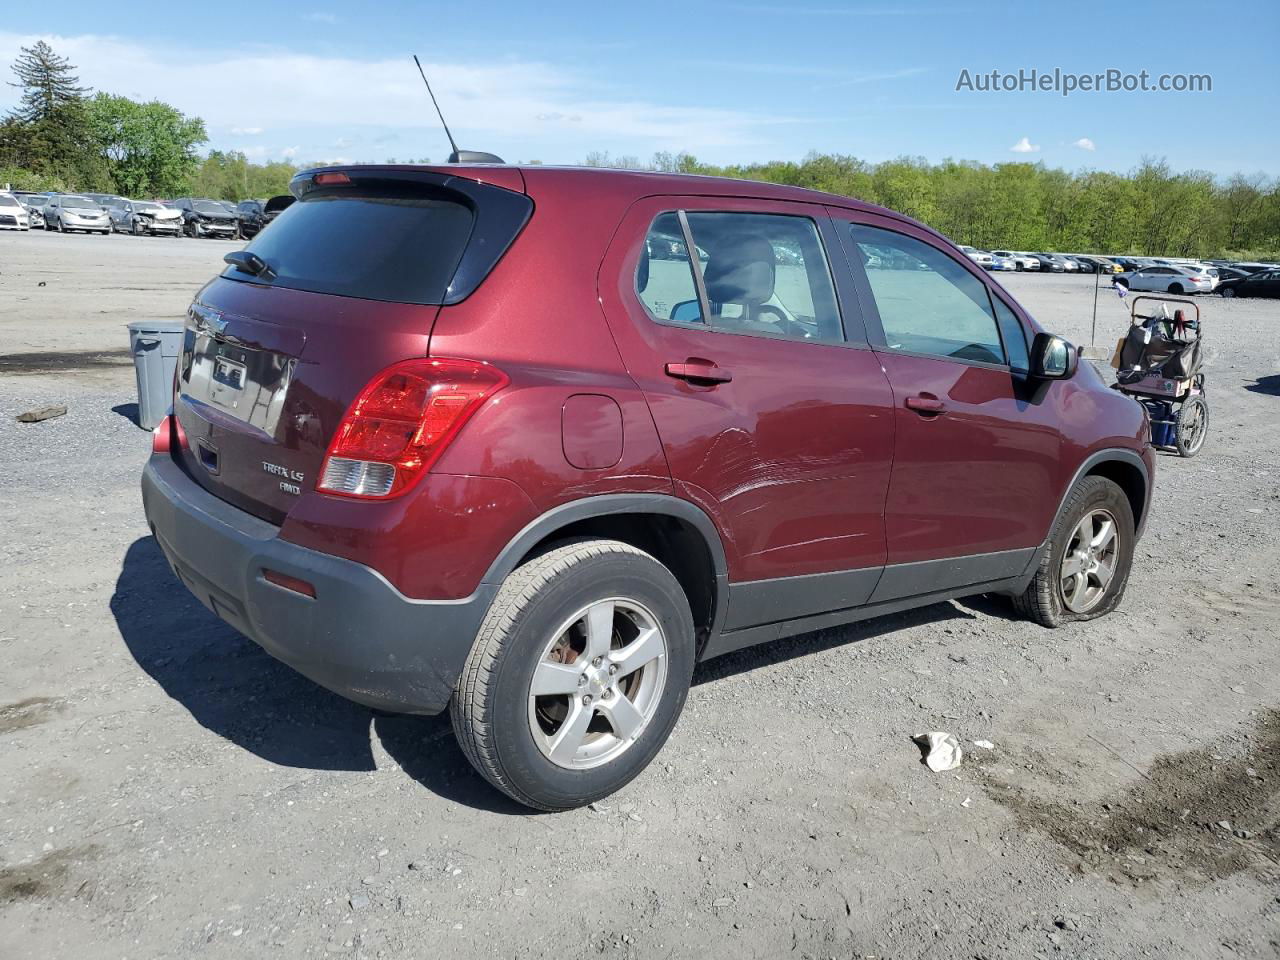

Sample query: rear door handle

[905,395,946,414]
[665,361,733,385]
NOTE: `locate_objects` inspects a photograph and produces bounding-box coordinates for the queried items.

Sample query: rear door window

[227,186,475,305]
[684,212,843,343]
[848,224,1006,365]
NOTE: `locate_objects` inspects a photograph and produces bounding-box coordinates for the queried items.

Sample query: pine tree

[7,40,88,123]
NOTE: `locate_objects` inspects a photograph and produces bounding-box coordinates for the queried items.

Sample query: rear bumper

[141,454,494,714]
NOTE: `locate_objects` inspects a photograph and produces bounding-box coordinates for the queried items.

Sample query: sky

[1,1,1275,177]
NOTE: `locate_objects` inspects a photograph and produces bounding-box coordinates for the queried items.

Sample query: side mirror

[1030,332,1078,380]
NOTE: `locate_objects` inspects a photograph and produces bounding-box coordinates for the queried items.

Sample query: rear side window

[849,224,1005,365]
[228,187,475,305]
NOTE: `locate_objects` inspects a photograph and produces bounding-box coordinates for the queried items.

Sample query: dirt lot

[1,230,1278,960]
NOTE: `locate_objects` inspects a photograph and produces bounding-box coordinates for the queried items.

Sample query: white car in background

[0,192,30,230]
[991,250,1040,271]
[1115,264,1214,295]
[957,244,995,269]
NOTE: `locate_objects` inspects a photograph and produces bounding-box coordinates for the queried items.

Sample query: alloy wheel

[1060,509,1119,613]
[527,597,668,770]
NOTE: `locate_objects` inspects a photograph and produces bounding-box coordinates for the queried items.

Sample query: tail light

[318,358,508,499]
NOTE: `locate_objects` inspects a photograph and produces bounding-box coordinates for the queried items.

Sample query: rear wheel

[451,539,695,811]
[1169,283,1184,295]
[1175,395,1208,457]
[1012,476,1135,628]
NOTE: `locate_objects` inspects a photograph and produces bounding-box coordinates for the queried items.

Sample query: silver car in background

[110,199,184,236]
[45,195,112,234]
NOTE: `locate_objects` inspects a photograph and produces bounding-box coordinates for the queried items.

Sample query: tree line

[2,42,1275,259]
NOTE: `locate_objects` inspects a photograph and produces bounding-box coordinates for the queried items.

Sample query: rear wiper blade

[223,250,276,280]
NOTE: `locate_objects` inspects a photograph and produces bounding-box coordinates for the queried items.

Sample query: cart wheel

[1175,396,1208,458]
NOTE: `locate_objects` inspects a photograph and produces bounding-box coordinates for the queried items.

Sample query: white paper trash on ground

[917,732,963,772]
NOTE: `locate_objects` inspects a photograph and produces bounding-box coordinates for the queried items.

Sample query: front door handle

[665,360,733,385]
[905,395,946,415]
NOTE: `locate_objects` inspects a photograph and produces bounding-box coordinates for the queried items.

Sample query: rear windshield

[225,186,475,305]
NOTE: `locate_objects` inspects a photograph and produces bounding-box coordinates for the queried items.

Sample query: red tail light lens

[318,358,508,499]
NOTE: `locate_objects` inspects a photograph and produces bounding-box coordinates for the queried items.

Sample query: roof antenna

[412,55,504,164]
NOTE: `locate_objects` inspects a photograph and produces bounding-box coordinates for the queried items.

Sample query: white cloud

[1010,136,1039,154]
[281,146,298,159]
[0,31,785,160]
[1072,137,1096,151]
[230,126,263,135]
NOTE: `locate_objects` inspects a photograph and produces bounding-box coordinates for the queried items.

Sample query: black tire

[1175,395,1208,458]
[1169,283,1184,295]
[451,539,695,811]
[1114,277,1129,289]
[132,220,142,236]
[1012,476,1135,628]
[186,220,198,238]
[1220,286,1235,298]
[1014,262,1023,271]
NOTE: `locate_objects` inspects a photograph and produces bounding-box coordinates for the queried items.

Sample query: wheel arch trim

[1055,448,1151,540]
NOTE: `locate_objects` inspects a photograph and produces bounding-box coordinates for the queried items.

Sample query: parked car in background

[110,199,184,236]
[1066,256,1096,274]
[0,192,30,230]
[958,245,995,269]
[83,193,126,211]
[235,196,294,239]
[142,162,1155,811]
[991,250,1039,271]
[175,198,239,239]
[988,253,1016,271]
[44,194,111,233]
[1227,262,1272,275]
[1214,266,1254,283]
[1029,253,1065,272]
[1114,265,1213,295]
[1216,268,1280,298]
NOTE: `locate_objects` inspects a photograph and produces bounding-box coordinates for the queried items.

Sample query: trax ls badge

[263,461,304,496]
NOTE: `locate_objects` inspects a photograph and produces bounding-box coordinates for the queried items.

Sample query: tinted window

[849,225,1005,365]
[226,186,475,305]
[637,212,701,324]
[990,296,1029,373]
[685,212,842,343]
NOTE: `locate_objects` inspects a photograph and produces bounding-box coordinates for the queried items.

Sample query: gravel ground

[1,231,1278,959]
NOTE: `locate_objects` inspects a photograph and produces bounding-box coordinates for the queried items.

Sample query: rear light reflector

[318,357,509,499]
[151,413,188,454]
[262,569,317,598]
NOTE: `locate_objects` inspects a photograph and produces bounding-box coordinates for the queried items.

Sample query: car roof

[311,163,953,246]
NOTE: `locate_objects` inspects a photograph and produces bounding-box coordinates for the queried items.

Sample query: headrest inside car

[703,234,776,305]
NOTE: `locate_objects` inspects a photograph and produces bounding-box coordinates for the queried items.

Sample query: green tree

[6,40,87,123]
[85,92,207,196]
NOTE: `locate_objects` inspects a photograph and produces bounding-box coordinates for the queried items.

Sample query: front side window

[636,212,702,324]
[849,224,1005,365]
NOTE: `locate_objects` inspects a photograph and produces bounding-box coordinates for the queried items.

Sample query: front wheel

[1012,476,1135,628]
[1176,395,1208,457]
[1220,286,1235,298]
[451,539,695,811]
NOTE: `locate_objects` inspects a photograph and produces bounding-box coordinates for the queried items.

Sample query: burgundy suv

[141,164,1154,810]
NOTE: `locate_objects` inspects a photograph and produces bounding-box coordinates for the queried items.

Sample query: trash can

[127,320,185,430]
